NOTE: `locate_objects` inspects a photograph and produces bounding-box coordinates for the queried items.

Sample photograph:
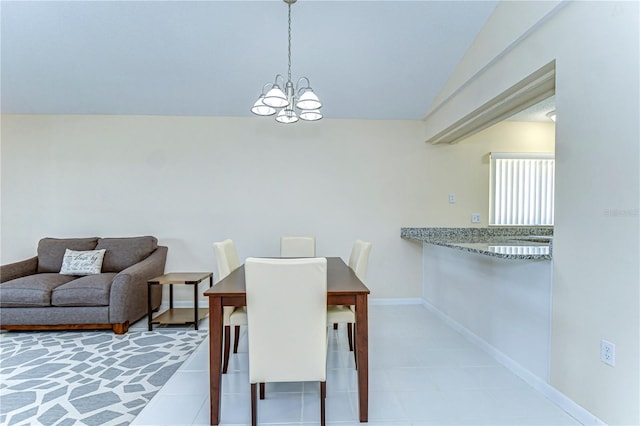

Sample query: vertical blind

[489,153,555,226]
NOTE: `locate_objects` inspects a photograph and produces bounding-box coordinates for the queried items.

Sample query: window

[489,152,555,226]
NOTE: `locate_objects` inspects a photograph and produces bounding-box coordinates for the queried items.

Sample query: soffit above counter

[424,61,555,145]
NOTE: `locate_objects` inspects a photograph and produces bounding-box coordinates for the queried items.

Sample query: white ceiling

[506,95,556,123]
[1,0,500,120]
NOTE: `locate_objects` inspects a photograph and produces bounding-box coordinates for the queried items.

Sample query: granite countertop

[401,227,553,260]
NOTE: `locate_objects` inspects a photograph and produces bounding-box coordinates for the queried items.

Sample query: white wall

[1,115,430,301]
[421,120,554,226]
[423,2,640,424]
[1,116,553,302]
[423,243,553,381]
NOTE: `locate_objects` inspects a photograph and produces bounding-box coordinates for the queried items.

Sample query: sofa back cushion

[95,236,158,272]
[37,237,99,273]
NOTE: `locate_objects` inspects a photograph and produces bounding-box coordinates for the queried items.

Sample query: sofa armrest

[108,246,168,323]
[1,257,38,283]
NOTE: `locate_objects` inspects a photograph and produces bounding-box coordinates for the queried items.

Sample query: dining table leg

[355,293,369,422]
[209,297,223,425]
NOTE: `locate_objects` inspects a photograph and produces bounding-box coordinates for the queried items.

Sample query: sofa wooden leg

[113,322,129,334]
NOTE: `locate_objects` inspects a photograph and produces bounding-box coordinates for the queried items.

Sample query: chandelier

[250,0,322,124]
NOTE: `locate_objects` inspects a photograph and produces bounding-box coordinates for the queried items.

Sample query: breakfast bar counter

[401,226,553,260]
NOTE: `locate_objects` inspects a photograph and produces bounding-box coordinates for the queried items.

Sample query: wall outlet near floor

[601,339,616,366]
[471,213,481,223]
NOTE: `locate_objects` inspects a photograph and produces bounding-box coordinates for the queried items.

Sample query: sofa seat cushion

[96,236,158,272]
[51,273,117,307]
[37,237,99,273]
[0,274,77,307]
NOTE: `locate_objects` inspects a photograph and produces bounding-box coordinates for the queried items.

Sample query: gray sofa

[0,236,167,334]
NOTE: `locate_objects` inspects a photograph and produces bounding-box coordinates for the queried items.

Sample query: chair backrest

[213,239,241,281]
[280,235,316,257]
[348,240,372,282]
[245,257,327,384]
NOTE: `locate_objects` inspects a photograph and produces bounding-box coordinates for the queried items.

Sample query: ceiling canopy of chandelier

[250,0,322,124]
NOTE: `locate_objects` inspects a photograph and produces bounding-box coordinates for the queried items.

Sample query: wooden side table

[147,272,213,331]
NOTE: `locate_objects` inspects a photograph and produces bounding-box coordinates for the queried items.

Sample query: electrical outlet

[449,193,456,204]
[471,213,481,223]
[601,340,616,366]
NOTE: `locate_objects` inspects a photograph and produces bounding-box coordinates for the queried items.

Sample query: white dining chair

[280,235,316,257]
[245,257,327,426]
[213,239,248,374]
[349,240,372,281]
[327,240,372,362]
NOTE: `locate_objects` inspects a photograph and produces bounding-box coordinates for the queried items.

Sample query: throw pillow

[59,249,106,276]
[37,237,99,273]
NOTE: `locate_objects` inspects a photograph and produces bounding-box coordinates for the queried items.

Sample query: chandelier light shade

[251,0,323,124]
[251,93,277,116]
[299,109,322,121]
[276,107,299,124]
[296,86,321,110]
[263,84,288,108]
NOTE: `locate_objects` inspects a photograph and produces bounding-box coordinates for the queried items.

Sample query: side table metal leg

[147,283,153,331]
[169,284,174,309]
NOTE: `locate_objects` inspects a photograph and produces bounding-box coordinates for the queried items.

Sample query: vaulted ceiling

[1,0,499,120]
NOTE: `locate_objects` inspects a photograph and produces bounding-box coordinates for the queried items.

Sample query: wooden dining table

[204,256,370,424]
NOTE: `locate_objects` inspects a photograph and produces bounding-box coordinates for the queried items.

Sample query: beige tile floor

[131,305,581,426]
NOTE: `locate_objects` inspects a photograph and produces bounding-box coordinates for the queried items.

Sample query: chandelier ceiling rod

[286,0,292,83]
[250,0,323,124]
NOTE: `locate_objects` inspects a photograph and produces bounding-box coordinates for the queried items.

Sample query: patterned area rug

[0,329,207,426]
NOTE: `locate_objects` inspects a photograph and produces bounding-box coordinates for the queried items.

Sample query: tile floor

[131,305,581,426]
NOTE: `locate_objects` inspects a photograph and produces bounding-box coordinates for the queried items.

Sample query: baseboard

[369,297,423,305]
[422,299,606,426]
[162,297,424,310]
[159,300,207,310]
